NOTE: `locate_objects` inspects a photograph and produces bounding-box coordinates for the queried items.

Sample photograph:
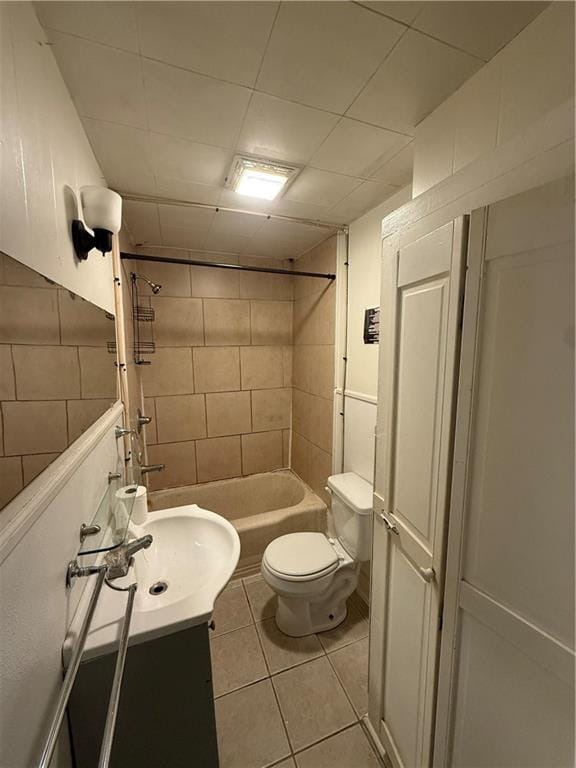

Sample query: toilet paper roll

[116,484,148,526]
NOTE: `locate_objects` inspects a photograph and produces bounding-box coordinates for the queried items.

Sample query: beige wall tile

[242,430,283,475]
[308,345,335,400]
[282,346,293,387]
[309,442,332,505]
[2,254,55,288]
[0,346,15,400]
[240,346,284,390]
[58,290,113,346]
[13,345,80,400]
[193,347,240,393]
[293,346,311,392]
[141,347,194,396]
[239,257,293,301]
[67,399,112,442]
[191,264,240,299]
[143,397,157,444]
[78,347,117,399]
[291,427,311,483]
[131,259,191,297]
[206,391,251,437]
[152,296,204,346]
[252,388,291,432]
[155,394,207,443]
[309,395,334,453]
[196,435,241,482]
[3,401,68,455]
[22,453,60,485]
[204,299,250,346]
[251,301,293,345]
[283,429,291,467]
[0,456,23,508]
[0,408,4,456]
[293,388,312,440]
[146,440,197,490]
[0,286,59,345]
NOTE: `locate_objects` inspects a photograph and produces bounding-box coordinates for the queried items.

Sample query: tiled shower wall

[291,236,336,505]
[129,251,293,491]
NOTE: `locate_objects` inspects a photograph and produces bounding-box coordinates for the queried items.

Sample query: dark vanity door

[68,623,219,768]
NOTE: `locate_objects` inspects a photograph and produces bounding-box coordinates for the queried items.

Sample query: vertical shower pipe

[332,229,350,475]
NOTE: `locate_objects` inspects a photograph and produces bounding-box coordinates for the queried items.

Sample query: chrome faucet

[104,534,153,580]
[140,463,165,475]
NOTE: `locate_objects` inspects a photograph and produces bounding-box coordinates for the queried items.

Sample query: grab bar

[39,566,108,768]
[98,582,137,768]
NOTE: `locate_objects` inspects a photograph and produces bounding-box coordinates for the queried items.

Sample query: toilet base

[273,567,358,637]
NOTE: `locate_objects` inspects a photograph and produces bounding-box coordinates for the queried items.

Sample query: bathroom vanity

[69,623,218,768]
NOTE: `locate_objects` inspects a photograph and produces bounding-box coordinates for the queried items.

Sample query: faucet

[104,534,153,580]
[140,464,165,475]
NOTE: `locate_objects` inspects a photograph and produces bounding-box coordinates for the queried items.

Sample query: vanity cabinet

[68,623,219,768]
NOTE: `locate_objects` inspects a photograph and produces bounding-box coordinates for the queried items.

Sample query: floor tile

[211,625,268,697]
[328,637,369,717]
[294,723,381,768]
[271,760,296,768]
[212,582,253,637]
[317,603,368,653]
[273,656,356,752]
[215,679,291,768]
[350,591,369,621]
[244,574,277,622]
[256,618,324,674]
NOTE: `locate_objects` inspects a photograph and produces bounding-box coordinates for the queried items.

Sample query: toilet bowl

[261,472,373,637]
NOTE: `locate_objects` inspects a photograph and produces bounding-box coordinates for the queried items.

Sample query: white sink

[64,504,240,663]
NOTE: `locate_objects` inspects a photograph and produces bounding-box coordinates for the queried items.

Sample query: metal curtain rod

[118,192,347,232]
[121,252,336,280]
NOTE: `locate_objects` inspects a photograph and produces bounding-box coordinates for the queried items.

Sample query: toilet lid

[263,532,339,579]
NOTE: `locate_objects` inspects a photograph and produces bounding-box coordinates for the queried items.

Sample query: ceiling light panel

[227,156,299,200]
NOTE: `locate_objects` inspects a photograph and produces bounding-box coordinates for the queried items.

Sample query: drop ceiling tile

[257,218,332,247]
[256,1,404,113]
[284,168,362,208]
[35,1,139,52]
[81,118,157,195]
[137,2,278,87]
[327,179,398,222]
[155,178,222,206]
[143,59,252,148]
[370,141,414,187]
[203,231,253,254]
[47,31,147,128]
[413,1,548,61]
[147,133,230,187]
[237,92,340,164]
[309,117,412,178]
[158,204,215,231]
[123,201,161,245]
[161,226,210,250]
[356,2,424,25]
[347,29,483,134]
[210,211,265,238]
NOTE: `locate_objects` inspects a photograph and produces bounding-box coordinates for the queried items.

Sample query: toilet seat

[262,532,339,582]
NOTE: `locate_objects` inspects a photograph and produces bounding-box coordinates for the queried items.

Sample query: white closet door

[434,177,575,767]
[370,219,467,768]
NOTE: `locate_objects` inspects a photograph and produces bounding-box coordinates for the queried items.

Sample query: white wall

[0,4,121,766]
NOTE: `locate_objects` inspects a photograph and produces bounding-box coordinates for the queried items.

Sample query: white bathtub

[148,470,327,574]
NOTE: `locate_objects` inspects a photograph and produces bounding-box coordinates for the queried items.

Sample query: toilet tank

[327,472,373,561]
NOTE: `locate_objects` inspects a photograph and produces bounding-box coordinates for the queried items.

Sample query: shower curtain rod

[120,252,336,280]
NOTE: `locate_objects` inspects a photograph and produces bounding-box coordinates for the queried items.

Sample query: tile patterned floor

[211,575,381,768]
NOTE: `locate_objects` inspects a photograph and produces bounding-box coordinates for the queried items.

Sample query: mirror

[0,251,118,509]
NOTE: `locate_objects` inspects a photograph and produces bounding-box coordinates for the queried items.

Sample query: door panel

[434,176,575,767]
[394,279,449,548]
[372,218,468,768]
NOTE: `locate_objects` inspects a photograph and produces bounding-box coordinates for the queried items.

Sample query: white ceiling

[36,1,548,259]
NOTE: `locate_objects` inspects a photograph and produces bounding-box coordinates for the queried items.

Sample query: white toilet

[261,472,373,637]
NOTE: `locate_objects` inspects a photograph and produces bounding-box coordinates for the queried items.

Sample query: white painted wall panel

[343,395,376,483]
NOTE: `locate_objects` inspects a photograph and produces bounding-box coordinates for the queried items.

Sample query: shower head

[132,273,162,294]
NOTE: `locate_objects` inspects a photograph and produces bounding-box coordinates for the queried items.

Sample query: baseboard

[362,715,391,768]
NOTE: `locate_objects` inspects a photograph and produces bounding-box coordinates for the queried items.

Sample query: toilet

[261,472,373,637]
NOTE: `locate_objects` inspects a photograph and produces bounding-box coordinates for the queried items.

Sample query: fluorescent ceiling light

[228,157,298,201]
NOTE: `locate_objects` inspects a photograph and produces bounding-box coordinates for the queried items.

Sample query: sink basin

[64,504,240,664]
